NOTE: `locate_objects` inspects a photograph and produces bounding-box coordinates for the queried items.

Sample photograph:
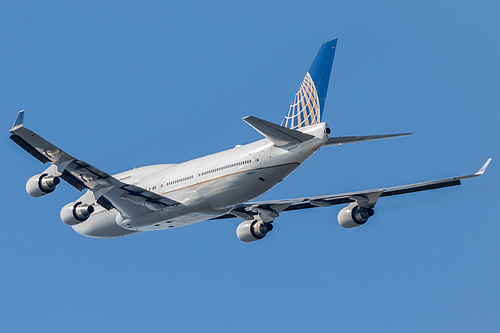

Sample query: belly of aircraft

[73,163,300,236]
[195,163,299,209]
[125,163,299,231]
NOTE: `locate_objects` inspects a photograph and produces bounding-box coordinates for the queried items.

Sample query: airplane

[10,39,491,242]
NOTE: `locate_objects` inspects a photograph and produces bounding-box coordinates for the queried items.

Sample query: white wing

[10,111,178,218]
[213,159,491,220]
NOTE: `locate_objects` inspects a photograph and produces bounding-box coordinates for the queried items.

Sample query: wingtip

[388,132,412,138]
[10,110,25,131]
[475,158,492,175]
[323,38,338,47]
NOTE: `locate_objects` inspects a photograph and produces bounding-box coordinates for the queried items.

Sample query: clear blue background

[1,1,499,332]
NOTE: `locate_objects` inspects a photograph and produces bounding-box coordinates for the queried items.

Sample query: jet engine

[236,220,274,242]
[337,202,374,228]
[60,201,95,226]
[26,173,60,197]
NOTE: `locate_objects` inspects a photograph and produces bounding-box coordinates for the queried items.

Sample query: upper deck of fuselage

[110,122,328,189]
[112,164,177,183]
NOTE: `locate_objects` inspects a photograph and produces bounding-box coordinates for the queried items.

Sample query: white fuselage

[72,123,328,238]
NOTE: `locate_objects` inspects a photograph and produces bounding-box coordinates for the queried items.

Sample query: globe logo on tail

[281,72,320,130]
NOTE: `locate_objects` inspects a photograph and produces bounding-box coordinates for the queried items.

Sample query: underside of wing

[213,159,491,221]
[10,111,179,218]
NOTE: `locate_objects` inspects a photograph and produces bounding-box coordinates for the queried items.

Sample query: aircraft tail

[282,39,337,130]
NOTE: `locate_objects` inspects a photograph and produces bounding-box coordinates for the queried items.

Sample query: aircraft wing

[213,158,491,220]
[9,111,178,218]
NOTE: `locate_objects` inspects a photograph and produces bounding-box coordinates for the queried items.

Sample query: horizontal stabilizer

[324,133,412,146]
[243,116,314,147]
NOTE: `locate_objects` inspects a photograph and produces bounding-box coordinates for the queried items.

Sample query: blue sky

[1,1,499,332]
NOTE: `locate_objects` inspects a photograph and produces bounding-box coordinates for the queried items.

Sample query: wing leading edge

[213,158,492,220]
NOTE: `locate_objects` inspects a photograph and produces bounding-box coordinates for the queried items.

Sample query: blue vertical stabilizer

[282,39,337,129]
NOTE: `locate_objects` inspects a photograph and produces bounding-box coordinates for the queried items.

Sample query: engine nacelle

[338,202,375,228]
[26,173,61,197]
[236,220,274,242]
[60,201,95,226]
